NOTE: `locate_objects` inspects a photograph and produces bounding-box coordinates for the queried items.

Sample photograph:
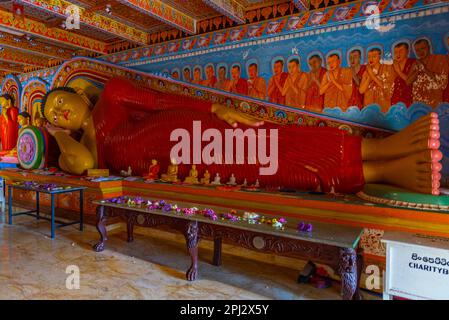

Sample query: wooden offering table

[93,197,364,300]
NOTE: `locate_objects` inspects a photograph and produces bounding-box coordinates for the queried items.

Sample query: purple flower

[278,217,287,224]
[162,204,172,212]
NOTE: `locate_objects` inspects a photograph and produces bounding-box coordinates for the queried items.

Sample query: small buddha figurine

[242,178,248,187]
[18,112,31,133]
[161,158,179,182]
[200,169,211,185]
[144,159,160,180]
[211,173,221,185]
[120,166,132,177]
[254,179,260,188]
[227,173,237,185]
[34,116,46,128]
[184,164,199,184]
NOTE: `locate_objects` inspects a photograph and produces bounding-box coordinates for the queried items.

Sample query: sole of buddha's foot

[377,112,440,161]
[382,149,442,195]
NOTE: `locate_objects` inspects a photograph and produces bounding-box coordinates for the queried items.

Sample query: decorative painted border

[100,0,449,66]
[1,74,22,109]
[50,57,390,139]
[20,77,49,117]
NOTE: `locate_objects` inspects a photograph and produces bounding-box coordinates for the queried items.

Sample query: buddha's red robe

[0,106,19,152]
[93,78,364,193]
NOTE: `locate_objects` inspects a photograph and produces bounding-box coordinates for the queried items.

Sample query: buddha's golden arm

[53,131,95,175]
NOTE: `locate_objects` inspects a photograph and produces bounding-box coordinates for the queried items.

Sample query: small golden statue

[200,169,211,185]
[161,158,179,182]
[184,164,199,184]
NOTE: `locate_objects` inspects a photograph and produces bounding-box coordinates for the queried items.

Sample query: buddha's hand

[45,123,71,136]
[211,103,264,128]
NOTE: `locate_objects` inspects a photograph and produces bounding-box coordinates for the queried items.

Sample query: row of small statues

[142,159,260,187]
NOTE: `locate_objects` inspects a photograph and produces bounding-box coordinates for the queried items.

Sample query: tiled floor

[0,209,379,300]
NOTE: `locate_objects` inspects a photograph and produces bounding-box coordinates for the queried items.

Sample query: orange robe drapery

[322,68,353,111]
[392,58,415,107]
[305,68,327,112]
[412,55,449,108]
[362,64,394,112]
[248,77,267,100]
[268,72,288,105]
[0,107,19,152]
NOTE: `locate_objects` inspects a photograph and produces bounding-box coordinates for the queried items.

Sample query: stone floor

[0,208,379,300]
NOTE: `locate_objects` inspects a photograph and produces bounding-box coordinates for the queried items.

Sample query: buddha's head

[41,87,91,131]
[151,159,158,165]
[18,111,31,127]
[0,94,14,109]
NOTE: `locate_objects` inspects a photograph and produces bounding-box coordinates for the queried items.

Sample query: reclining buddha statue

[41,77,441,195]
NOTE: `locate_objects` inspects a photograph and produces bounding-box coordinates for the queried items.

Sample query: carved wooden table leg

[353,249,364,300]
[339,248,358,300]
[212,237,222,266]
[127,217,135,243]
[93,205,108,252]
[185,221,199,281]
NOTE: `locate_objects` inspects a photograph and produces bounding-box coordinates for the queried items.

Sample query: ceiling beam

[0,60,24,74]
[0,48,49,67]
[117,0,197,35]
[17,0,149,45]
[202,0,246,24]
[0,32,74,60]
[0,8,107,54]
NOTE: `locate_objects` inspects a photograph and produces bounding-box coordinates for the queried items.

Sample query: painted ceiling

[0,0,353,78]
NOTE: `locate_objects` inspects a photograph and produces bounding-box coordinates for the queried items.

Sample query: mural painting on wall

[163,33,449,120]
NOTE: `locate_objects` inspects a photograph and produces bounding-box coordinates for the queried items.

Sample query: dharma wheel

[17,126,47,170]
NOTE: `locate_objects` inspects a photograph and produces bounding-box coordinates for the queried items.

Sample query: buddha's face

[43,90,90,131]
[18,115,29,126]
[0,97,11,109]
[151,159,157,165]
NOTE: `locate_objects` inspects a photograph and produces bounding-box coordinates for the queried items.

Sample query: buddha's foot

[376,112,440,160]
[381,149,442,195]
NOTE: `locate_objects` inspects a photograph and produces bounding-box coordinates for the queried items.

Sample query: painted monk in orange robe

[247,63,267,100]
[408,39,448,108]
[360,48,394,112]
[281,58,308,108]
[202,65,217,88]
[391,42,415,107]
[216,66,231,92]
[268,59,288,105]
[229,65,248,95]
[192,67,203,85]
[348,49,366,109]
[305,54,326,112]
[319,53,353,111]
